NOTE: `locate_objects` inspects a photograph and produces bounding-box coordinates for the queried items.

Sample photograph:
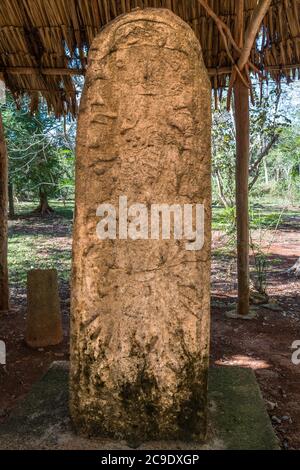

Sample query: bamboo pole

[0,112,9,313]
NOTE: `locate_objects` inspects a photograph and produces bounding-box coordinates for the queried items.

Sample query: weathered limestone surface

[26,269,63,348]
[70,8,211,443]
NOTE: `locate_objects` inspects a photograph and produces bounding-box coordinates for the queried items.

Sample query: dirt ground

[0,215,299,450]
[211,225,300,450]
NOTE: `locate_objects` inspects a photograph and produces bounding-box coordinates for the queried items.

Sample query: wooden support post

[234,75,250,316]
[231,0,250,317]
[0,111,9,313]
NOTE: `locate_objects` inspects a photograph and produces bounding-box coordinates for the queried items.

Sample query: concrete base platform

[225,308,258,320]
[0,362,279,450]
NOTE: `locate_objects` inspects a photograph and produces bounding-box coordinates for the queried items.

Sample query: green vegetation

[212,203,298,231]
[12,200,74,219]
[8,200,299,291]
[3,83,299,292]
[213,85,300,209]
[8,201,73,287]
[1,97,75,215]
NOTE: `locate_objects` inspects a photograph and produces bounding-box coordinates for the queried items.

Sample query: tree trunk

[215,169,232,208]
[33,188,54,216]
[8,182,15,218]
[288,258,300,277]
[249,134,279,190]
[234,75,250,316]
[0,112,9,313]
[264,158,269,185]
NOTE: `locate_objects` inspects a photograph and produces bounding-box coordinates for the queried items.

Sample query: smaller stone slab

[0,363,279,450]
[26,269,63,348]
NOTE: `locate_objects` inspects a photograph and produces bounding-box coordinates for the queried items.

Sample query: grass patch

[212,204,300,231]
[13,200,74,220]
[8,200,73,287]
[8,200,299,289]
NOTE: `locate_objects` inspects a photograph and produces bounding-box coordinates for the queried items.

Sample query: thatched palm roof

[0,0,299,116]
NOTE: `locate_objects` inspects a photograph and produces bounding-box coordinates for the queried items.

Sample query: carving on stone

[70,8,211,443]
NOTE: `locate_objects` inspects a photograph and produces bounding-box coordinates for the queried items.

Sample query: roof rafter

[238,0,272,70]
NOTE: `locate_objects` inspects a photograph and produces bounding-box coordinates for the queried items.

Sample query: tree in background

[288,257,300,277]
[212,83,300,282]
[266,125,300,203]
[212,103,236,208]
[1,96,75,216]
[212,85,295,207]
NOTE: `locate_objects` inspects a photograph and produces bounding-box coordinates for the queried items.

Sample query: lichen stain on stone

[176,356,208,441]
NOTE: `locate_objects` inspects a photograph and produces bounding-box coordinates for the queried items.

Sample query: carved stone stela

[70,9,211,442]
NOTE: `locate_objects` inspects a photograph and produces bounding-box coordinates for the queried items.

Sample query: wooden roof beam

[0,67,85,77]
[207,63,300,76]
[1,64,299,81]
[197,1,260,78]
